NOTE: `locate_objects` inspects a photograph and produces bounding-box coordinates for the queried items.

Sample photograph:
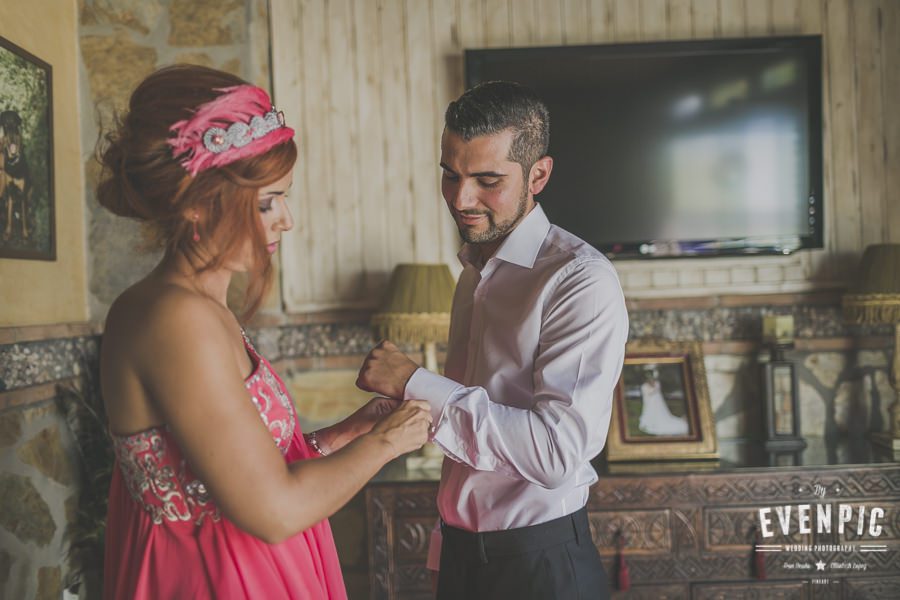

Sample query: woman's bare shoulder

[104,279,231,359]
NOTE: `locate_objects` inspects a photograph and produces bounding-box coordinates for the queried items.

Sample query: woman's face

[256,170,295,255]
[227,169,295,272]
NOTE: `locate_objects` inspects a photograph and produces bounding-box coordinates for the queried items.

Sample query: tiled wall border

[1,293,892,406]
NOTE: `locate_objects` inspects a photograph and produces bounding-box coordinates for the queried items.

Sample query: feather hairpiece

[168,85,295,176]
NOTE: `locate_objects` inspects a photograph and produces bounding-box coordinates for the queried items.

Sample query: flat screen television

[465,35,823,259]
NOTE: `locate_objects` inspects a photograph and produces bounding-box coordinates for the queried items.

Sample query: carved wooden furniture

[366,442,899,599]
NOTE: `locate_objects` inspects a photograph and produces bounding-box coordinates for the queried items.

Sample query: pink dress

[103,333,347,599]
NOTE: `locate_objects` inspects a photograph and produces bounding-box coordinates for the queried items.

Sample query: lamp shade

[371,263,456,344]
[842,244,900,325]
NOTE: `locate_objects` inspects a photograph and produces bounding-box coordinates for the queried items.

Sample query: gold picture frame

[607,340,718,462]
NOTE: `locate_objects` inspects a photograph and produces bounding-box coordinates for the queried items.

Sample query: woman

[98,65,431,599]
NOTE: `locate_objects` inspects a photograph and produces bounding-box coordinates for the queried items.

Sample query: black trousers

[436,507,610,600]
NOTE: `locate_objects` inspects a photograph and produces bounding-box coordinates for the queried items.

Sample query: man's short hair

[444,81,550,176]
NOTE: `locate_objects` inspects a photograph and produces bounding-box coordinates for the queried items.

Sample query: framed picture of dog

[606,340,719,462]
[0,35,54,260]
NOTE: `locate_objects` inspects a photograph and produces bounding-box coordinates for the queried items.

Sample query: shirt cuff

[426,525,443,571]
[403,367,463,426]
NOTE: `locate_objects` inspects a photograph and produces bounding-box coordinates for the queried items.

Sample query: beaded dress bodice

[110,332,296,526]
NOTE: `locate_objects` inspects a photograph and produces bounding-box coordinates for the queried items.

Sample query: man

[357,81,628,600]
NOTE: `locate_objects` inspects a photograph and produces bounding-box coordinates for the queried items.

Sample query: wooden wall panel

[640,0,670,41]
[745,0,773,36]
[824,0,862,276]
[667,0,694,38]
[719,0,747,37]
[271,0,899,311]
[885,0,900,243]
[509,0,538,46]
[692,0,720,38]
[378,0,417,291]
[328,0,364,301]
[405,0,442,266]
[855,0,887,247]
[353,0,391,300]
[535,0,564,45]
[563,0,591,44]
[588,0,616,43]
[614,0,641,41]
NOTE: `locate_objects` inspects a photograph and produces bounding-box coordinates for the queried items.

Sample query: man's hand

[356,340,419,399]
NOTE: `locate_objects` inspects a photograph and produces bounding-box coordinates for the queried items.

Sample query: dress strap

[239,327,259,358]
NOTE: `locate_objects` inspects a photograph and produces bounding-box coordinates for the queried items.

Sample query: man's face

[439,128,532,247]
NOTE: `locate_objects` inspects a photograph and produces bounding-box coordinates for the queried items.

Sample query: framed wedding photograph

[0,35,55,260]
[607,340,718,462]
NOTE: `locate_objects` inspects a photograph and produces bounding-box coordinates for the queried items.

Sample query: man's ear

[528,156,553,196]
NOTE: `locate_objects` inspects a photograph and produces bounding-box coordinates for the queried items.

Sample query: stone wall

[0,400,82,600]
[78,0,274,321]
[0,324,102,600]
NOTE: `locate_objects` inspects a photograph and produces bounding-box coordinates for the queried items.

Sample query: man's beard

[458,186,529,244]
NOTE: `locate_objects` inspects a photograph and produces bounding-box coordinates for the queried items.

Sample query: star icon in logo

[815,561,826,571]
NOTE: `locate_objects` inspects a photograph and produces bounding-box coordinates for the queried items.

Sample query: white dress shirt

[403,204,629,570]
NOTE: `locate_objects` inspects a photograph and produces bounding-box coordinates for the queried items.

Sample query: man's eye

[442,171,459,181]
[479,179,500,188]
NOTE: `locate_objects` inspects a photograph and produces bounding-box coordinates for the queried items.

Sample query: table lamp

[372,263,455,371]
[372,263,456,470]
[842,244,900,452]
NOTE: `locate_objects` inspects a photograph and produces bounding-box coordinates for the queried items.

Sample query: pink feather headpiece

[168,85,295,176]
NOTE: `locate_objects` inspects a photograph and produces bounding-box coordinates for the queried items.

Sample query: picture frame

[0,35,55,260]
[607,340,718,462]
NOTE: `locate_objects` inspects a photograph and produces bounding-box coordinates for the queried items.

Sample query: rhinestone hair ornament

[168,85,295,176]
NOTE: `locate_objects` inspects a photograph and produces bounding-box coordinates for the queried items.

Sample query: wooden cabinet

[365,461,900,599]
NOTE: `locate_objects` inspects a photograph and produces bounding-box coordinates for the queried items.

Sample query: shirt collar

[457,203,551,270]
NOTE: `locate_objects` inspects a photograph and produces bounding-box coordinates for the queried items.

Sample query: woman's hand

[347,396,401,437]
[369,399,432,459]
[313,396,401,453]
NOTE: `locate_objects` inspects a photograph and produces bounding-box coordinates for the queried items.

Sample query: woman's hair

[96,64,297,317]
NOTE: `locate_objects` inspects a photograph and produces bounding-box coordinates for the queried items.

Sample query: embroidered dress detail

[113,427,220,526]
[243,329,295,452]
[104,332,347,599]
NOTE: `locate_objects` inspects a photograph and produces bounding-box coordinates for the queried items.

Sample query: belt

[440,507,590,564]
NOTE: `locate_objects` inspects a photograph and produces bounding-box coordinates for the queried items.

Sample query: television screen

[465,36,823,258]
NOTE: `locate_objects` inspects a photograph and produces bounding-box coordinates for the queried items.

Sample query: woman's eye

[259,198,274,213]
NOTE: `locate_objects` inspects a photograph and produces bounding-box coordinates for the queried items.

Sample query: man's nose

[450,180,478,211]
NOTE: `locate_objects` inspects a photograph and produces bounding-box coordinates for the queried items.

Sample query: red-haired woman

[98,65,431,599]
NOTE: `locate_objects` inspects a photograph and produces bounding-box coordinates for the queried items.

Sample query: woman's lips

[267,241,279,254]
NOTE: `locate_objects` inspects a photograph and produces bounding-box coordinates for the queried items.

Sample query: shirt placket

[465,259,500,385]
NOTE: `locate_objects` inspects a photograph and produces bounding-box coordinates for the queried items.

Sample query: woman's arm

[138,295,430,543]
